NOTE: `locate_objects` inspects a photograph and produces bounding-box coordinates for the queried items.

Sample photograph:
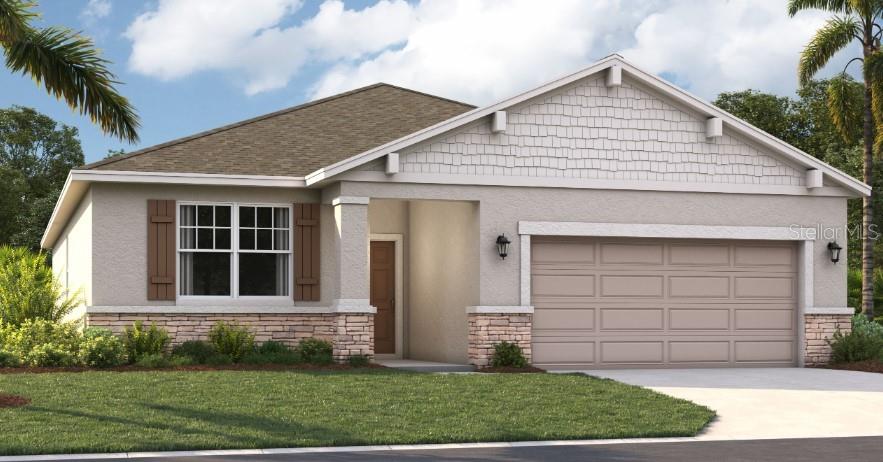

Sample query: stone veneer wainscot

[87,312,374,362]
[467,311,532,367]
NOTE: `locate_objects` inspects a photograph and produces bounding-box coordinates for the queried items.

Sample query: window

[178,203,291,298]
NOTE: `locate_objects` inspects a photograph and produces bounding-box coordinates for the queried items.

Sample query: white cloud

[124,0,860,102]
[80,0,112,24]
[620,1,845,98]
[125,0,415,95]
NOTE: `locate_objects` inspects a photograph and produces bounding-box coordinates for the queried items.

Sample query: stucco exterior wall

[52,188,93,321]
[339,181,848,309]
[408,200,479,363]
[88,182,326,306]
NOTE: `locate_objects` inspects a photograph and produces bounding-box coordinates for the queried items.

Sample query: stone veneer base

[804,313,852,366]
[86,312,374,362]
[467,313,532,367]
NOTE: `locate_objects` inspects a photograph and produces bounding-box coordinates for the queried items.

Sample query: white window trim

[176,201,293,303]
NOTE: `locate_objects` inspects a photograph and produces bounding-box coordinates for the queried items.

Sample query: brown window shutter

[294,203,320,301]
[147,199,176,300]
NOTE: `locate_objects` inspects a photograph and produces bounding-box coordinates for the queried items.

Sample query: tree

[789,0,883,319]
[0,0,139,142]
[0,106,84,251]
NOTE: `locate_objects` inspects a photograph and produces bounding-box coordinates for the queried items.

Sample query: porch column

[329,196,375,362]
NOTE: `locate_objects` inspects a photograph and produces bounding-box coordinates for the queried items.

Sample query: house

[42,55,864,369]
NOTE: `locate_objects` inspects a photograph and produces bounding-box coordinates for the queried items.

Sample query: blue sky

[0,1,857,164]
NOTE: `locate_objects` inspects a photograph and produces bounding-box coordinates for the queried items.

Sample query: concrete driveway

[584,368,883,440]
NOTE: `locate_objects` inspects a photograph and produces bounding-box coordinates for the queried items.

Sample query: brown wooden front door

[370,241,396,354]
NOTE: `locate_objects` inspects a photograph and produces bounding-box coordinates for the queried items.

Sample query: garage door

[531,237,797,369]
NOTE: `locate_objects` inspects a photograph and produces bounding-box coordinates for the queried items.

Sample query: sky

[0,0,863,164]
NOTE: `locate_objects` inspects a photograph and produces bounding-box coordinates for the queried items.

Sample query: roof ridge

[84,83,473,170]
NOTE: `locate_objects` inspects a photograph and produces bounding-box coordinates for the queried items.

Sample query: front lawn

[0,370,714,455]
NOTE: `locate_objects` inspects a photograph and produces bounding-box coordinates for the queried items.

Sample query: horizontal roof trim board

[306,54,869,197]
[338,171,854,197]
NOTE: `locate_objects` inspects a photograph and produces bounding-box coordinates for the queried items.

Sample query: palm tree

[0,0,139,142]
[790,0,883,319]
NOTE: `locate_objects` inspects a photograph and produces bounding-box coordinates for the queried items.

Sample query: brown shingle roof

[85,84,475,177]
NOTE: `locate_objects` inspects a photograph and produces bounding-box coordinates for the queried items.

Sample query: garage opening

[530,237,797,369]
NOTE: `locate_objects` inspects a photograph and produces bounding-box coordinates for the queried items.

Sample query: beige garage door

[531,237,797,369]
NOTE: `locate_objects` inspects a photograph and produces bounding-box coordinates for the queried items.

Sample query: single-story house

[42,55,863,369]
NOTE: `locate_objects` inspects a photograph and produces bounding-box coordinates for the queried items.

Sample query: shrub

[0,246,81,326]
[829,315,883,363]
[0,350,19,367]
[847,268,883,314]
[124,321,170,363]
[208,322,255,362]
[203,353,233,366]
[257,340,289,355]
[491,341,528,368]
[169,355,194,367]
[347,354,370,367]
[171,341,216,364]
[2,319,81,362]
[135,353,170,368]
[295,338,333,365]
[79,328,127,368]
[241,349,302,365]
[24,343,77,367]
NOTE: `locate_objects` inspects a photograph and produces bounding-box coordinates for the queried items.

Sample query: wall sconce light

[496,234,511,260]
[827,241,842,263]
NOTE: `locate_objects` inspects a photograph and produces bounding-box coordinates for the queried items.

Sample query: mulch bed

[0,363,387,375]
[824,360,883,374]
[476,366,546,373]
[0,393,30,408]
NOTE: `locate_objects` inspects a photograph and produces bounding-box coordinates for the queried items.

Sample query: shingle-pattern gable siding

[86,84,474,177]
[395,76,806,186]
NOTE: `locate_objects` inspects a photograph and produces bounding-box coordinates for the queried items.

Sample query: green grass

[0,370,714,455]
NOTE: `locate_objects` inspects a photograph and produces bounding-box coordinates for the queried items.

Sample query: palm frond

[0,0,36,43]
[788,0,852,16]
[799,16,860,86]
[871,79,883,154]
[4,26,140,142]
[827,73,864,143]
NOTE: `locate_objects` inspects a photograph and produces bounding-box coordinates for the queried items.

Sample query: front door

[370,241,396,354]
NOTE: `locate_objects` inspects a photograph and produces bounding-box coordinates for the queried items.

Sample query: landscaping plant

[79,327,127,368]
[171,340,216,364]
[491,341,528,368]
[0,246,80,326]
[347,354,370,367]
[294,338,333,365]
[208,322,255,362]
[123,321,170,363]
[1,319,81,366]
[829,314,883,363]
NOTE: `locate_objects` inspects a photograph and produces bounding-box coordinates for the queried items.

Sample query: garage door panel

[669,244,730,266]
[734,277,794,299]
[601,341,664,363]
[669,308,730,330]
[533,307,594,331]
[600,308,663,330]
[669,276,730,298]
[533,274,595,297]
[532,238,595,264]
[735,309,793,330]
[532,238,796,368]
[600,275,664,297]
[669,341,730,363]
[734,245,794,267]
[600,243,664,265]
[533,341,594,364]
[735,341,794,362]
